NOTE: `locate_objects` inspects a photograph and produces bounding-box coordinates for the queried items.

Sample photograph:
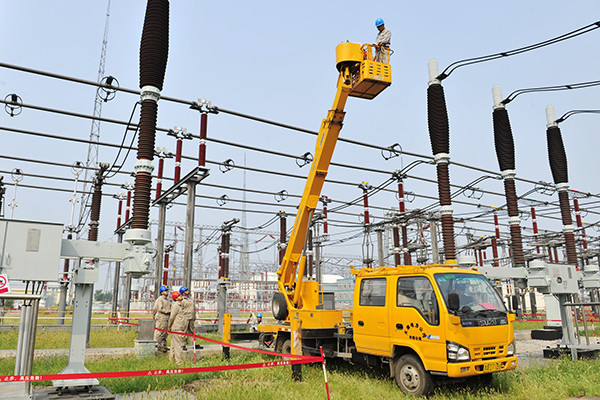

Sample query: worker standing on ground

[152,285,171,352]
[249,312,263,332]
[168,291,185,366]
[375,18,391,63]
[179,286,200,350]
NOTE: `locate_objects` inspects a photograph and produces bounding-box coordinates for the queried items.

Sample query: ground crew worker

[168,291,186,366]
[152,285,171,352]
[249,312,262,332]
[179,286,200,350]
[375,18,391,63]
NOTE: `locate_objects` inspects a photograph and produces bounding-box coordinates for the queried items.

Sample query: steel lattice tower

[78,0,111,238]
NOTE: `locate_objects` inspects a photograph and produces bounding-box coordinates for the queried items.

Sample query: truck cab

[352,265,517,396]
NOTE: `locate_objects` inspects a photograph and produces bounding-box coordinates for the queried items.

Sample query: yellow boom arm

[274,42,391,319]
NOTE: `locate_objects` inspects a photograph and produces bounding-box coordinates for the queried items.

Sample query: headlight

[447,341,470,362]
[506,340,516,356]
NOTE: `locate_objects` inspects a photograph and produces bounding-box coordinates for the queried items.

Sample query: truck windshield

[434,273,507,312]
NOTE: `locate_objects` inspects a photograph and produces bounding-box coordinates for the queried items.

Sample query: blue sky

[1,1,599,289]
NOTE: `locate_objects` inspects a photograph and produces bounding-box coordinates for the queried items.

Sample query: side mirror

[448,293,460,312]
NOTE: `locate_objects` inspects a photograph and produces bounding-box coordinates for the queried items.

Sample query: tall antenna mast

[78,0,111,238]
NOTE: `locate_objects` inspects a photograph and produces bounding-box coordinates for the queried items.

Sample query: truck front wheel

[395,354,434,397]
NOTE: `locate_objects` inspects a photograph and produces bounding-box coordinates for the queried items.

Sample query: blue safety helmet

[159,285,168,293]
[179,286,189,293]
[257,313,262,318]
[375,18,384,27]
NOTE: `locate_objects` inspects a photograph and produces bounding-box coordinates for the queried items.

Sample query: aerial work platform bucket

[335,42,392,100]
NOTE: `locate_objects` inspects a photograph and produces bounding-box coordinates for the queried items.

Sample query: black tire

[272,292,288,320]
[282,339,291,355]
[394,354,434,397]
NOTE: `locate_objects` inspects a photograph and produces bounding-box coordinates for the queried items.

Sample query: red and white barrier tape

[1,317,323,382]
[0,357,322,383]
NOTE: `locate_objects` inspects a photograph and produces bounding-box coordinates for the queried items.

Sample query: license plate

[483,362,501,372]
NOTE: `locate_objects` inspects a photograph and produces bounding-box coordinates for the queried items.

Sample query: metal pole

[155,202,166,296]
[124,274,132,321]
[429,217,439,264]
[57,233,72,325]
[376,229,384,267]
[110,231,123,321]
[184,181,197,288]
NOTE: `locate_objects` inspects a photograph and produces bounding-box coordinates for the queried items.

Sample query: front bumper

[446,356,518,378]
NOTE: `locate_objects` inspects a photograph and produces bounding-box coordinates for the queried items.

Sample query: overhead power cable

[437,21,600,80]
[502,80,600,105]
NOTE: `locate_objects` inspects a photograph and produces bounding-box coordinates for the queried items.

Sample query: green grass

[2,352,600,399]
[513,320,546,330]
[0,310,151,325]
[0,326,230,350]
[0,328,138,350]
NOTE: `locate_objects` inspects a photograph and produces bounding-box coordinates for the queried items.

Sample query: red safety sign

[0,274,10,294]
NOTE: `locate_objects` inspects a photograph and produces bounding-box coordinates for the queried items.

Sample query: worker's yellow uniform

[152,295,171,351]
[168,301,186,365]
[181,296,196,341]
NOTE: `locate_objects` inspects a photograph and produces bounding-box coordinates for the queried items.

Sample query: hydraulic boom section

[273,42,391,321]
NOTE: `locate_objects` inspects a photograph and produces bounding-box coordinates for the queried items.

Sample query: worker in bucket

[375,18,391,63]
[152,285,171,352]
[179,286,201,350]
[168,291,186,365]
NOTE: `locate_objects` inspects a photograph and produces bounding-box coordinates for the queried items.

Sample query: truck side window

[359,278,386,307]
[397,277,439,325]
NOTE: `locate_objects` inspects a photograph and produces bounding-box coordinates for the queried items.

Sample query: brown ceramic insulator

[393,226,401,266]
[436,163,452,206]
[138,100,158,161]
[199,112,208,166]
[279,214,287,265]
[546,126,568,184]
[509,225,525,267]
[427,84,450,156]
[139,0,169,90]
[564,232,578,266]
[401,226,412,265]
[88,180,103,242]
[132,172,152,230]
[558,190,578,265]
[222,232,230,278]
[441,214,456,260]
[493,108,515,172]
[558,191,573,226]
[504,179,519,217]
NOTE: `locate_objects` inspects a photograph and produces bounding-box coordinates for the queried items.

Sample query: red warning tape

[108,317,309,359]
[0,318,323,383]
[0,357,322,383]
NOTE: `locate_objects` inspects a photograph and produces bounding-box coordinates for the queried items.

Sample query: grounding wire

[105,101,140,179]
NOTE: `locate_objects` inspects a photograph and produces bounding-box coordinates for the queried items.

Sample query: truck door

[353,277,390,356]
[390,276,447,372]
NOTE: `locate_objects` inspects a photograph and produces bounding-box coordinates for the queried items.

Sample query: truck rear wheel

[395,354,434,397]
[282,339,291,354]
[272,292,288,320]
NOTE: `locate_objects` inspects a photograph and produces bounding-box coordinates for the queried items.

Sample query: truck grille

[472,345,505,359]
